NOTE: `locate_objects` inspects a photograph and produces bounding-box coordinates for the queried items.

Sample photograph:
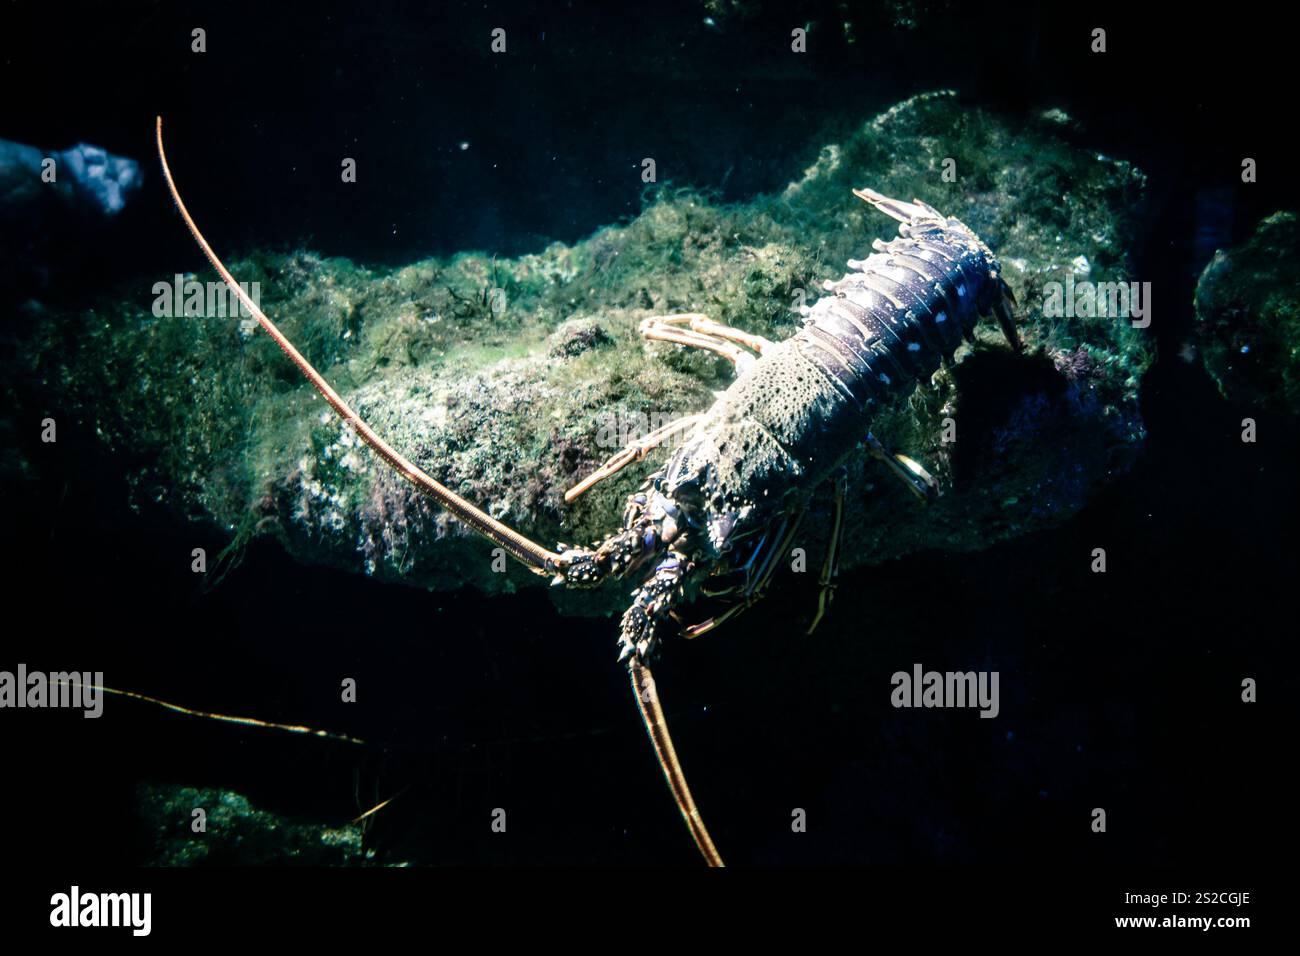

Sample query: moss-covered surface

[7,92,1153,615]
[137,783,378,866]
[1194,211,1300,415]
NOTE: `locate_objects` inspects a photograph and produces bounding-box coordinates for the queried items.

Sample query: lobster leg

[994,281,1023,353]
[865,433,939,502]
[640,312,771,373]
[568,312,775,502]
[806,476,845,635]
[646,312,775,355]
[852,187,944,223]
[682,510,805,639]
[564,414,702,503]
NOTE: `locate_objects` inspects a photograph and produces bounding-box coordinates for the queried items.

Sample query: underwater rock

[548,317,614,358]
[0,138,142,217]
[0,138,143,296]
[1194,211,1300,415]
[8,91,1151,616]
[136,783,378,865]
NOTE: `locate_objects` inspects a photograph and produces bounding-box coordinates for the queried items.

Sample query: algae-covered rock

[1194,211,1300,414]
[137,783,377,865]
[7,92,1152,615]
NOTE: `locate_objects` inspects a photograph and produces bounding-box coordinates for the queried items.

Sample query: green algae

[137,783,379,866]
[1194,211,1300,415]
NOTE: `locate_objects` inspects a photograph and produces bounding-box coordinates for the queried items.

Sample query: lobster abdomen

[794,219,1005,410]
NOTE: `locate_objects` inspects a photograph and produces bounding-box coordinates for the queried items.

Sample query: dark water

[3,0,1294,875]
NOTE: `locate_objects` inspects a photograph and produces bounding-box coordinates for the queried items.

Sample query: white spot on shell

[907,342,921,351]
[957,284,967,297]
[936,312,948,323]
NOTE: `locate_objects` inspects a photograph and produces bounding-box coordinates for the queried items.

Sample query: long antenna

[631,661,725,866]
[155,117,559,574]
[159,117,723,866]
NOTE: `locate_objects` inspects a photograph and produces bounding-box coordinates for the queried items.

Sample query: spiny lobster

[155,117,1020,866]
